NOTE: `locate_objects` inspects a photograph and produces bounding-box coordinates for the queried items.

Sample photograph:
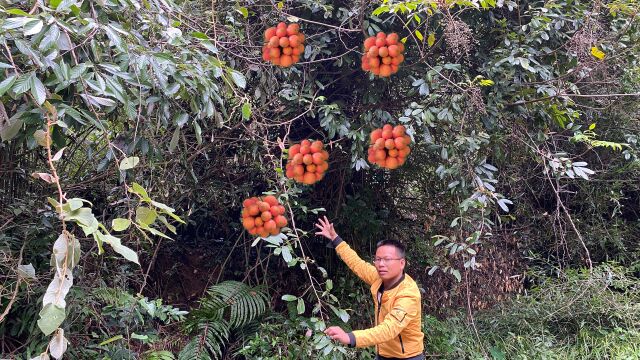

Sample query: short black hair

[376,239,406,258]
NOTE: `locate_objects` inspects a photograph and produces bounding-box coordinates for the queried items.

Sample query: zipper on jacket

[398,334,405,354]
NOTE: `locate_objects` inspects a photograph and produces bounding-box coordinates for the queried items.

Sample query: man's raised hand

[315,216,338,241]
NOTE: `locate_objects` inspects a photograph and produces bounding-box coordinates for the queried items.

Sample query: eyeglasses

[372,258,403,265]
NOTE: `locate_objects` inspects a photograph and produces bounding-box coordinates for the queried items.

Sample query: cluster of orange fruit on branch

[241,195,288,237]
[262,22,305,67]
[285,140,330,185]
[361,32,405,77]
[367,124,412,169]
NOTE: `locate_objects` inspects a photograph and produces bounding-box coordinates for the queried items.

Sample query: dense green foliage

[1,0,639,358]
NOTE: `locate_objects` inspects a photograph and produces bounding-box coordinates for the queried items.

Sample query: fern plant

[178,281,269,360]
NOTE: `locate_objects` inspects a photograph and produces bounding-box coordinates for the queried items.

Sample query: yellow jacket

[334,239,424,358]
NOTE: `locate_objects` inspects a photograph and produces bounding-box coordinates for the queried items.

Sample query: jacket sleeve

[351,294,419,348]
[333,238,379,286]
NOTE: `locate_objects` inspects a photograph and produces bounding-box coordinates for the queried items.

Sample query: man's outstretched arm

[315,216,378,285]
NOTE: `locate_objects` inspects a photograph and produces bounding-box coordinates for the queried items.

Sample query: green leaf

[281,245,293,263]
[191,31,208,40]
[281,294,297,301]
[112,218,131,231]
[30,75,46,105]
[13,74,32,95]
[6,8,31,16]
[297,298,305,314]
[66,208,99,235]
[0,75,17,97]
[24,19,44,36]
[99,232,140,265]
[451,269,461,282]
[427,33,435,47]
[229,70,246,89]
[169,127,180,153]
[67,198,83,211]
[98,335,124,346]
[414,29,424,41]
[2,17,31,30]
[119,156,140,170]
[241,101,251,120]
[129,182,151,201]
[237,6,249,18]
[136,206,157,226]
[37,304,65,336]
[194,121,202,145]
[0,114,24,142]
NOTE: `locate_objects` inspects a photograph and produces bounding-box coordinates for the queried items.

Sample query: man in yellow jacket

[315,216,425,360]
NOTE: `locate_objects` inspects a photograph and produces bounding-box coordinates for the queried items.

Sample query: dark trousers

[376,354,425,360]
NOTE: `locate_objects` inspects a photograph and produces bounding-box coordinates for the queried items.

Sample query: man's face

[374,245,405,282]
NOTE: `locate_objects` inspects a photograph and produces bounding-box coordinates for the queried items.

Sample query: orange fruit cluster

[242,195,288,238]
[262,22,305,67]
[367,124,412,169]
[285,140,330,185]
[361,32,405,77]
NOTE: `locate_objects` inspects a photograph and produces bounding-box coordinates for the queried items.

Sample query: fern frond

[178,322,230,360]
[202,281,269,328]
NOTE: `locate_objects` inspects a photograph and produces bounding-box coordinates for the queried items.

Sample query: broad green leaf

[427,33,435,47]
[229,70,246,89]
[237,6,249,18]
[242,101,251,120]
[136,206,157,226]
[119,156,140,170]
[30,75,46,105]
[39,25,60,51]
[281,294,297,301]
[100,232,140,265]
[129,182,151,201]
[0,74,17,96]
[67,198,83,211]
[337,309,350,323]
[150,200,175,213]
[2,17,31,30]
[6,8,31,16]
[24,19,44,36]
[138,224,173,239]
[297,298,305,314]
[65,208,99,235]
[37,304,65,336]
[13,74,32,94]
[414,29,424,41]
[112,218,131,231]
[0,114,24,142]
[281,245,293,263]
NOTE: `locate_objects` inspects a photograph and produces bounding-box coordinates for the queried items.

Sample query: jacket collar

[378,273,406,293]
